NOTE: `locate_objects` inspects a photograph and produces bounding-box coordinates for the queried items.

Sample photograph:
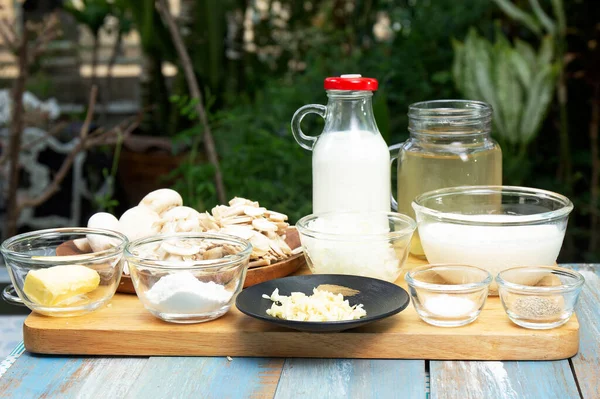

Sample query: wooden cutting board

[22,255,579,360]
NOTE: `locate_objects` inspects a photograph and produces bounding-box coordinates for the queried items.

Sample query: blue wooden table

[0,264,598,399]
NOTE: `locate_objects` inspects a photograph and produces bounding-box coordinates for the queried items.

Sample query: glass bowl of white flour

[125,233,252,323]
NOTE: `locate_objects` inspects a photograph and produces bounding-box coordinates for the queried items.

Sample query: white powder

[145,272,232,314]
[423,295,476,317]
[302,214,406,282]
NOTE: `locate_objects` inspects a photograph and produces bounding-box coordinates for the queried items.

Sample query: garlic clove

[139,189,183,215]
[119,206,162,241]
[87,212,122,252]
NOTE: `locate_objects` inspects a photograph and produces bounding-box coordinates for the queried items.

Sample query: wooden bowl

[56,228,306,294]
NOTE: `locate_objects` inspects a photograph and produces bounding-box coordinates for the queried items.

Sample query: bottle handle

[2,285,25,306]
[389,143,403,211]
[291,104,327,150]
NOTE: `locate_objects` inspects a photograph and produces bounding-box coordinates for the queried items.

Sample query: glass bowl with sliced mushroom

[125,233,252,323]
[78,190,304,293]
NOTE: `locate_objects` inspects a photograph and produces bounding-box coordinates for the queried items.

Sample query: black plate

[235,274,410,332]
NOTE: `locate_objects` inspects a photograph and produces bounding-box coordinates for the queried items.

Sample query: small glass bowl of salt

[405,264,492,327]
[496,266,584,330]
[125,233,252,323]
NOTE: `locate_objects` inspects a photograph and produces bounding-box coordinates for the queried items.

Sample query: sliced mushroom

[139,189,183,214]
[203,247,224,260]
[252,218,278,232]
[160,240,202,256]
[244,206,266,217]
[160,206,202,233]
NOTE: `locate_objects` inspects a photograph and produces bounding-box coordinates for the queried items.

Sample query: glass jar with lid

[391,100,502,257]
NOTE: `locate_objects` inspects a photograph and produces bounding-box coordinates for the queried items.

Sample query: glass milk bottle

[291,75,390,213]
[391,100,502,257]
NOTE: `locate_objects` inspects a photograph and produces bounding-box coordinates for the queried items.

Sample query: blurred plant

[492,0,571,188]
[63,0,112,90]
[92,131,123,213]
[101,0,133,122]
[452,28,559,184]
[119,0,176,136]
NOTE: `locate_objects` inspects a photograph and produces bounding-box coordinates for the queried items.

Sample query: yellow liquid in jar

[397,147,502,256]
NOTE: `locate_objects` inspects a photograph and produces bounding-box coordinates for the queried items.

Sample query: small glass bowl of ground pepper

[496,266,585,329]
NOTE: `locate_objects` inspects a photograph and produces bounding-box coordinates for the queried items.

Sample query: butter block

[23,265,100,306]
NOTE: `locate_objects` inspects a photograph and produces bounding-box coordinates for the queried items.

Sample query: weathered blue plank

[274,359,426,399]
[126,357,284,399]
[430,359,580,398]
[0,352,148,399]
[0,353,86,398]
[569,264,600,399]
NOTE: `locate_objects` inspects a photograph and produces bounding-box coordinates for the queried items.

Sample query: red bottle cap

[324,74,378,91]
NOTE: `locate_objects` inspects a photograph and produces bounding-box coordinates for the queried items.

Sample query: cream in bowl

[412,186,573,293]
[125,233,252,323]
[1,228,127,317]
[295,211,416,283]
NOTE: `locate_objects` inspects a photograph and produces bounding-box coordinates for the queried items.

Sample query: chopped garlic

[262,288,366,322]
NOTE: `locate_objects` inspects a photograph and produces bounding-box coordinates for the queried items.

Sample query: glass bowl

[412,186,573,293]
[295,211,417,283]
[1,228,127,317]
[496,266,584,329]
[125,233,252,324]
[405,264,492,327]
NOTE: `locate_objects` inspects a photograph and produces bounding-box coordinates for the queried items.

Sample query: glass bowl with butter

[125,233,252,323]
[1,228,127,317]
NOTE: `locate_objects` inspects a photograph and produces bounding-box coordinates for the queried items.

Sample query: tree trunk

[102,27,123,123]
[156,0,227,204]
[588,82,600,253]
[90,34,100,94]
[5,29,30,239]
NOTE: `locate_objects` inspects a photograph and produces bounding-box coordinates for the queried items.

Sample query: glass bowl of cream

[496,266,584,329]
[1,228,128,317]
[295,211,417,283]
[125,233,252,323]
[412,186,573,294]
[405,264,492,327]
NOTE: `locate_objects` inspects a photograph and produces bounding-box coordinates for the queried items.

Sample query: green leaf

[495,46,523,144]
[509,49,533,89]
[519,63,558,143]
[528,0,556,34]
[492,0,543,36]
[537,35,555,67]
[514,39,537,67]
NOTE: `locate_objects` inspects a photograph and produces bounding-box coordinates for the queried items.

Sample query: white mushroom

[139,189,183,215]
[86,212,122,252]
[119,206,162,241]
[73,238,92,252]
[160,206,203,233]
